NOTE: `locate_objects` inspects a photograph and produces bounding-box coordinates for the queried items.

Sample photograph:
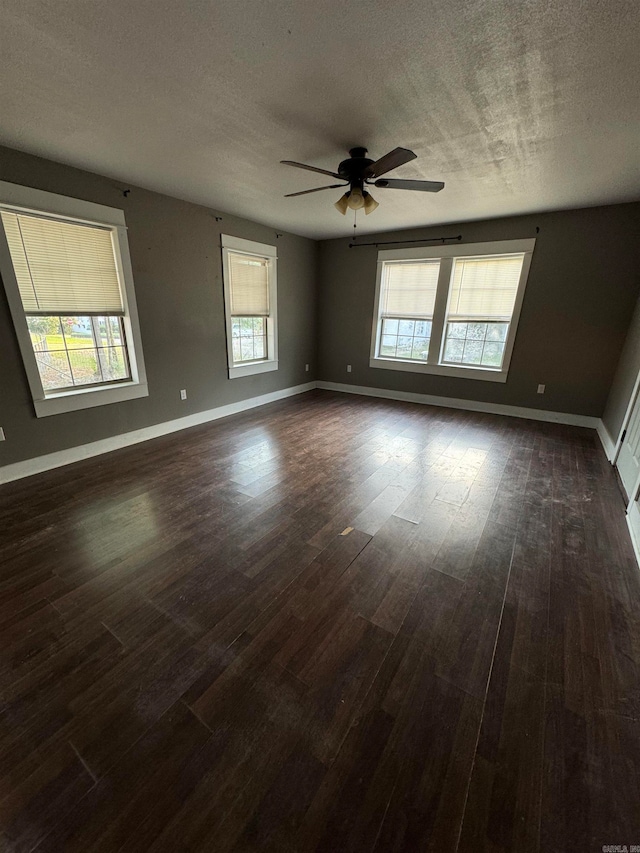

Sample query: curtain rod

[348,234,462,249]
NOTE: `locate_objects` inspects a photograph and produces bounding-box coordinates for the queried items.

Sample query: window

[378,260,439,361]
[24,315,130,392]
[0,181,147,416]
[370,239,535,382]
[221,234,277,379]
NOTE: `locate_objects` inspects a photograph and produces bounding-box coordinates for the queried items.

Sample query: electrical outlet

[305,364,309,372]
[347,364,352,373]
[0,427,5,441]
[537,384,545,394]
[180,389,187,401]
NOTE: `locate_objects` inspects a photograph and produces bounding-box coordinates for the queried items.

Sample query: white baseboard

[316,381,600,429]
[626,515,640,570]
[596,419,616,462]
[0,379,604,486]
[0,382,316,485]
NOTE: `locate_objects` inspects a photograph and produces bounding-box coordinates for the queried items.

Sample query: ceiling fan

[281,146,444,215]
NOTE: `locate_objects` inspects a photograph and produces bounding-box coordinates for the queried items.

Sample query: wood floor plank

[540,685,640,853]
[30,701,215,852]
[0,742,95,853]
[435,518,516,699]
[231,744,325,853]
[457,662,545,853]
[0,391,638,852]
[372,672,482,853]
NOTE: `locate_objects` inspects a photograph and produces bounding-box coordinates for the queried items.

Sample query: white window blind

[228,251,270,316]
[381,260,441,317]
[448,254,524,320]
[1,211,124,315]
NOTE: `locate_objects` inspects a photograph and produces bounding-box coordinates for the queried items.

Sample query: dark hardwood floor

[1,389,639,852]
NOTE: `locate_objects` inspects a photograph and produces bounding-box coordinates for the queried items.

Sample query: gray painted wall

[602,292,640,442]
[317,204,640,417]
[0,146,318,466]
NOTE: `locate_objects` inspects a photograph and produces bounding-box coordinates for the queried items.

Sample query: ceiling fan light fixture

[363,191,379,215]
[334,193,349,215]
[346,187,365,210]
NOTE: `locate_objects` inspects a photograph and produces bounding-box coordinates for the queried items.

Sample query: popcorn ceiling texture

[0,0,638,239]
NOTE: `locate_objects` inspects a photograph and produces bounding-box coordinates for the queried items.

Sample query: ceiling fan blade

[374,178,445,192]
[363,147,417,179]
[284,184,347,197]
[281,160,342,179]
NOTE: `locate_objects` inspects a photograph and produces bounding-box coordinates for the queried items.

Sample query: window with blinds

[0,181,147,416]
[447,255,523,320]
[221,235,278,377]
[378,260,440,361]
[228,252,269,317]
[371,240,533,380]
[227,251,270,364]
[1,209,131,392]
[380,260,440,317]
[441,254,525,369]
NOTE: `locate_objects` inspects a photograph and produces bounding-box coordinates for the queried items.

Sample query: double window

[370,239,535,382]
[0,182,147,416]
[221,234,278,379]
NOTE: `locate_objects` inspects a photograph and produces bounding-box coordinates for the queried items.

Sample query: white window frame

[221,234,278,379]
[0,181,148,417]
[369,239,535,383]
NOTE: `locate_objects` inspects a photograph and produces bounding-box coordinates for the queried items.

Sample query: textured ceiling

[1,0,639,239]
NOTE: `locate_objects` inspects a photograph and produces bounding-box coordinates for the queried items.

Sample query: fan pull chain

[353,208,358,243]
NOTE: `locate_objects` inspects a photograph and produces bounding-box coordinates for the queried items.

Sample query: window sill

[369,356,508,383]
[33,381,149,418]
[228,359,278,379]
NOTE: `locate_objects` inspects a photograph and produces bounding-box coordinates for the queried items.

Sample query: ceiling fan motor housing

[338,147,374,189]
